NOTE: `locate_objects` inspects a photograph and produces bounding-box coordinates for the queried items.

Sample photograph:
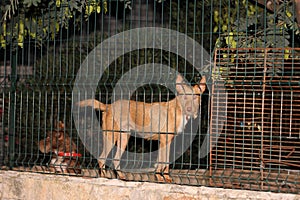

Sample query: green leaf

[23,0,41,7]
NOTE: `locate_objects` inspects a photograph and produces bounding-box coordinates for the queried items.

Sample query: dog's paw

[165,175,172,183]
[156,174,172,183]
[99,168,106,177]
[116,171,126,180]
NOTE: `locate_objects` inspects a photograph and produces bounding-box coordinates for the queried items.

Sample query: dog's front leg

[113,132,130,180]
[155,134,173,183]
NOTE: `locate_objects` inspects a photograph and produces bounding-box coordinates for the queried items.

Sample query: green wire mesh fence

[0,0,300,194]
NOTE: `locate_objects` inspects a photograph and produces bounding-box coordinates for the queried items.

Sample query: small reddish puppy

[39,121,82,174]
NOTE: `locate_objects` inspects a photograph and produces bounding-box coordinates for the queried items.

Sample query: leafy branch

[213,0,299,61]
[2,0,19,21]
[0,0,108,48]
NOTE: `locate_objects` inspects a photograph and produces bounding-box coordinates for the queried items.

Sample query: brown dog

[77,74,206,182]
[39,121,82,174]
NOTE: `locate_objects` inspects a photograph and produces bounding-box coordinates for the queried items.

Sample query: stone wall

[0,170,299,200]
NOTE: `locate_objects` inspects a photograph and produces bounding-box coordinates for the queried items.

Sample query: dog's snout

[187,107,192,112]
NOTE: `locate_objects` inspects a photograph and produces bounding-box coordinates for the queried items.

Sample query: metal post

[9,51,17,169]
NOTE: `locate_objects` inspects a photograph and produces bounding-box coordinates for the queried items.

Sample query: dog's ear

[58,121,65,130]
[55,131,64,140]
[175,74,184,84]
[175,74,188,94]
[193,76,206,94]
[46,131,50,136]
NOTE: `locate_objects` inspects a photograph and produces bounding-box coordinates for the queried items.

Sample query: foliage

[211,0,300,81]
[213,0,300,50]
[0,0,108,48]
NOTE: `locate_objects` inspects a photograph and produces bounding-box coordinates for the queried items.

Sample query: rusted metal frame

[259,48,268,189]
[259,145,299,167]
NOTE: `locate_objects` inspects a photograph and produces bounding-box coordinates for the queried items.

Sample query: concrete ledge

[0,170,299,200]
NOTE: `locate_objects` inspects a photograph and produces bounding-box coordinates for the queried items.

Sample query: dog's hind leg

[113,132,130,180]
[98,131,116,178]
[155,134,174,183]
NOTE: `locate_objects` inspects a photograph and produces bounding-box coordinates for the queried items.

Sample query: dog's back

[78,75,206,137]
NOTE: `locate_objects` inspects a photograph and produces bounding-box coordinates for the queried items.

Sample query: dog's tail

[76,99,107,111]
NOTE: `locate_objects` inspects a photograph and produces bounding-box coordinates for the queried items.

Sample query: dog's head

[175,74,206,118]
[39,121,77,154]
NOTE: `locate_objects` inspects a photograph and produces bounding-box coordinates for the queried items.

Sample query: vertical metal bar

[0,98,2,166]
[260,48,268,189]
[209,49,217,186]
[9,51,17,169]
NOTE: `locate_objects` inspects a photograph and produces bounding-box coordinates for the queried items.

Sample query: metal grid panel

[211,48,300,193]
[0,0,300,195]
[0,0,211,185]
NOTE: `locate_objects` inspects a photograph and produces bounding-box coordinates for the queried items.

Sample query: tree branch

[255,0,300,28]
[255,0,281,11]
[295,0,300,27]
